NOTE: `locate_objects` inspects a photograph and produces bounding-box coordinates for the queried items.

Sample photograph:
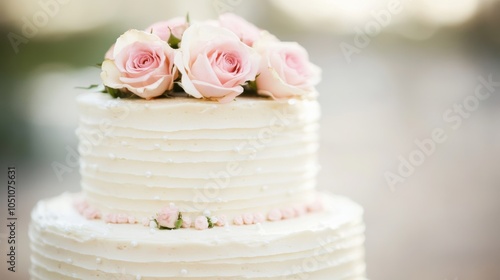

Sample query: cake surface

[30,193,365,279]
[77,92,321,221]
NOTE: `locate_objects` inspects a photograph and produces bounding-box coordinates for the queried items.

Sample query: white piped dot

[154,144,161,149]
[144,104,150,109]
[72,273,77,278]
[153,196,160,200]
[66,258,73,264]
[216,197,223,203]
[149,221,157,228]
[96,258,102,264]
[261,185,269,191]
[136,275,142,280]
[180,269,188,276]
[203,210,211,217]
[255,167,262,173]
[149,228,156,234]
[108,153,116,160]
[288,99,297,105]
[131,240,138,247]
[121,141,128,146]
[145,171,152,178]
[169,202,175,208]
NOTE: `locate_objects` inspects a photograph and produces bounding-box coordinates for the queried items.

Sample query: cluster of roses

[101,13,321,103]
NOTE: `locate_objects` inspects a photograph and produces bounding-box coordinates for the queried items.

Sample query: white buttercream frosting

[30,91,367,279]
[76,92,321,220]
[30,193,366,279]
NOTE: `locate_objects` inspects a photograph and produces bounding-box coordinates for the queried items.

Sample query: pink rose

[156,206,180,228]
[218,13,261,46]
[194,216,209,230]
[255,39,321,99]
[104,43,114,60]
[100,29,178,99]
[174,23,260,103]
[145,17,189,41]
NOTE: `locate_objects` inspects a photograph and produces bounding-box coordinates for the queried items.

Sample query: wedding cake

[30,13,366,279]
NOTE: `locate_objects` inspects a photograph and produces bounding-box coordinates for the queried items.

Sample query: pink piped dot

[253,213,265,223]
[243,213,254,225]
[105,213,117,224]
[233,215,244,226]
[182,216,192,228]
[117,214,129,224]
[306,199,324,212]
[293,205,307,217]
[128,216,136,224]
[215,215,226,227]
[281,207,295,219]
[267,209,282,221]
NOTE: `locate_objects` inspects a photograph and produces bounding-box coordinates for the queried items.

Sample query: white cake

[29,92,366,279]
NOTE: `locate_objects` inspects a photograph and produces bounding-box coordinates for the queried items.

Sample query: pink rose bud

[101,29,178,100]
[267,209,282,222]
[243,213,254,225]
[254,38,321,100]
[281,207,295,219]
[253,213,265,223]
[156,206,180,228]
[194,216,209,230]
[182,216,192,228]
[174,23,260,103]
[141,217,150,227]
[215,215,227,227]
[233,215,244,226]
[145,17,189,41]
[218,13,261,46]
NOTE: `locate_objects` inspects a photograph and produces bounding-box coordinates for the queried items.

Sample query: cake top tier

[77,92,321,228]
[96,13,321,103]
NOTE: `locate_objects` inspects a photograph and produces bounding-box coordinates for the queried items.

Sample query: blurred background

[1,0,500,279]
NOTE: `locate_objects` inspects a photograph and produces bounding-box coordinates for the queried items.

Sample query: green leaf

[96,62,102,67]
[105,86,121,98]
[207,217,214,229]
[76,84,100,90]
[186,13,190,24]
[167,29,181,49]
[174,219,183,229]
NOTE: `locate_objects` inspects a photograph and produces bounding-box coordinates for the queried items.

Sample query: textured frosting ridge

[30,193,365,279]
[76,92,321,220]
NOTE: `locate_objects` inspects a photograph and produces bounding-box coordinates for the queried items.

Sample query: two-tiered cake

[30,13,366,279]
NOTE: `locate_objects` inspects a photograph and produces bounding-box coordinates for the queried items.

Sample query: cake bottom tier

[29,193,366,280]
